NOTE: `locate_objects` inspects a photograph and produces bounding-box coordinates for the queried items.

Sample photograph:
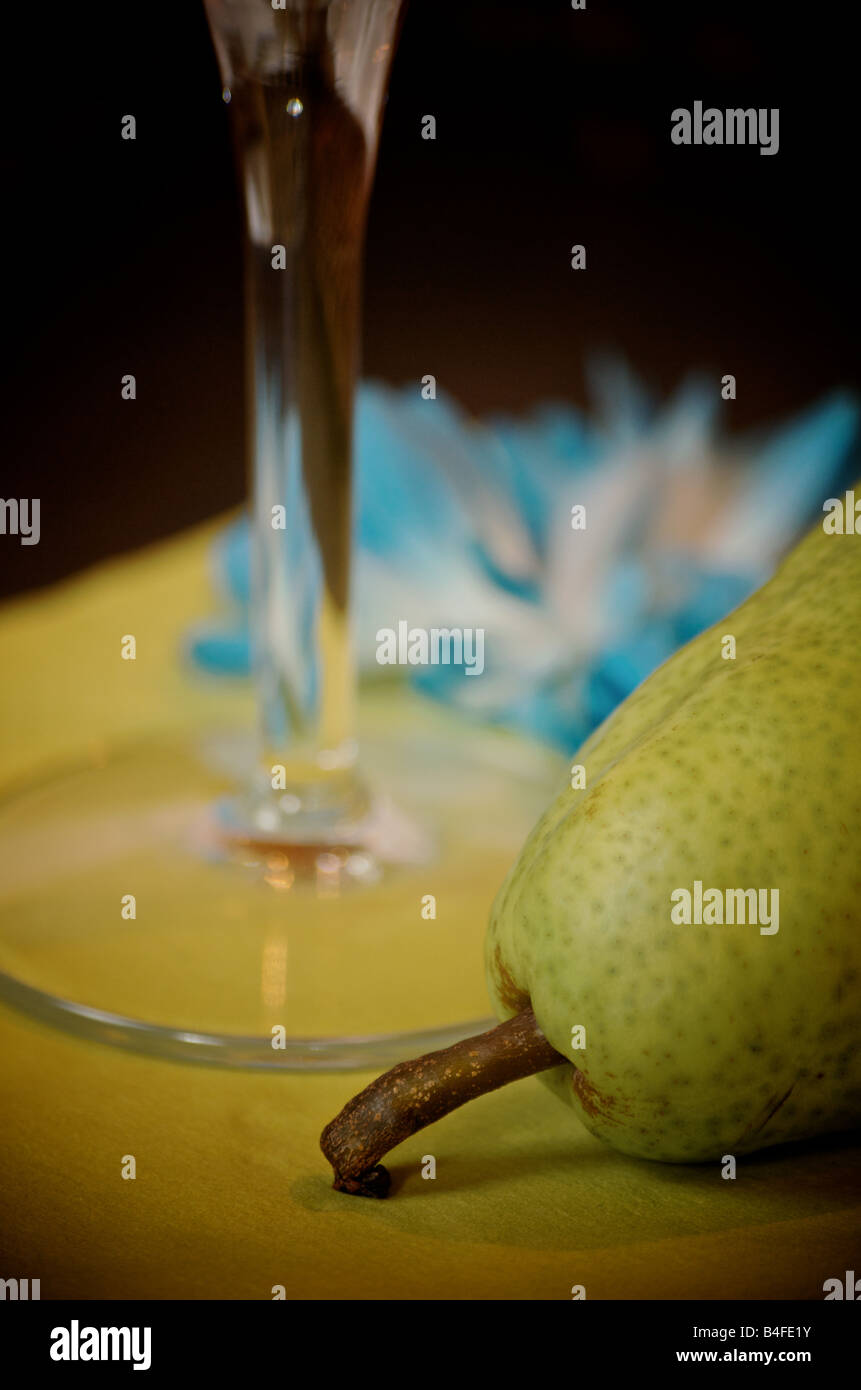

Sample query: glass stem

[204,0,403,838]
[241,36,370,829]
[244,89,365,791]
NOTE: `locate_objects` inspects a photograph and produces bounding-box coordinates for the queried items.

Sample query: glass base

[0,692,559,1069]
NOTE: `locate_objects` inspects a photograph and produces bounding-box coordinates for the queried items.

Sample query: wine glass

[207,0,400,854]
[0,0,559,1068]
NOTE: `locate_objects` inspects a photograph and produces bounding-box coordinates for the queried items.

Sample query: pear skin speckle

[485,511,861,1161]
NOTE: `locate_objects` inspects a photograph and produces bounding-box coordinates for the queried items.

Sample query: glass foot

[0,692,559,1069]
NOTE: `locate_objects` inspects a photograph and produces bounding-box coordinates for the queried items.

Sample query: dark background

[1,0,856,598]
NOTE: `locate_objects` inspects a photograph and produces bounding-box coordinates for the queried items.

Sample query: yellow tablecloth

[1,523,858,1300]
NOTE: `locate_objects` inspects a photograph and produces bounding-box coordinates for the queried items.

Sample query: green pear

[486,509,861,1161]
[321,509,861,1195]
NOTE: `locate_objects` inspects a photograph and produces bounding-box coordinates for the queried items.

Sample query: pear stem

[320,1008,561,1196]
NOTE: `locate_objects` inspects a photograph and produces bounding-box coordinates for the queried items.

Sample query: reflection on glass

[204,0,404,842]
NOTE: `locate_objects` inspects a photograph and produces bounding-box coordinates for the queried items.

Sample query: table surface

[1,522,858,1300]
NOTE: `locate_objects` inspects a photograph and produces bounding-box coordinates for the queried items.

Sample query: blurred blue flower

[185,370,858,750]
